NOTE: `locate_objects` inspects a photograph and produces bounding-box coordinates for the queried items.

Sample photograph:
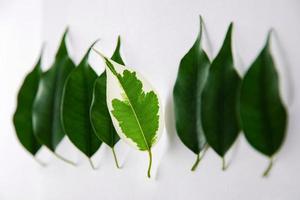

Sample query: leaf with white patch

[93,50,164,178]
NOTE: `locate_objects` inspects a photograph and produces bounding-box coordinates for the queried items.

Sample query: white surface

[0,0,299,199]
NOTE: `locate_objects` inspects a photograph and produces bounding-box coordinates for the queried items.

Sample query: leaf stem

[191,144,209,171]
[54,152,76,166]
[222,157,226,171]
[88,158,96,170]
[112,147,120,169]
[263,157,273,177]
[33,156,47,167]
[147,149,153,178]
[191,154,201,171]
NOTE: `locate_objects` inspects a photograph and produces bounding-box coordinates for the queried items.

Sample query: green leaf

[32,29,76,164]
[90,37,124,168]
[240,32,287,177]
[13,51,42,156]
[201,23,241,169]
[61,42,101,167]
[173,16,210,171]
[110,36,125,65]
[94,49,164,178]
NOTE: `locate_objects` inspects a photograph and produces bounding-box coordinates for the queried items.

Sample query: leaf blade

[61,43,101,158]
[13,52,42,155]
[173,16,210,155]
[32,30,75,152]
[240,34,287,157]
[111,36,125,65]
[201,23,241,157]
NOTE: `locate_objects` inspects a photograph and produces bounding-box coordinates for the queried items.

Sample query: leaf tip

[56,27,70,57]
[38,43,46,64]
[227,22,234,35]
[199,15,204,27]
[92,39,100,47]
[83,39,101,62]
[41,42,46,54]
[220,22,234,52]
[62,27,69,42]
[114,36,122,54]
[64,27,69,36]
[266,28,274,47]
[198,15,204,39]
[117,35,121,45]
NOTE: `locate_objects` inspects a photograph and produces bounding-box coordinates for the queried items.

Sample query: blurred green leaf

[13,52,42,156]
[201,23,241,169]
[173,17,210,171]
[61,42,101,168]
[32,29,76,164]
[240,32,287,177]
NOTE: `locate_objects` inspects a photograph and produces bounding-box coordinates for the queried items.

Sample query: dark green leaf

[32,30,75,154]
[110,36,125,65]
[91,72,118,147]
[90,37,124,168]
[13,52,42,156]
[173,17,210,171]
[61,42,101,161]
[201,23,241,168]
[240,32,287,176]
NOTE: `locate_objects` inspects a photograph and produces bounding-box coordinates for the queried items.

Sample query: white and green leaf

[93,50,163,178]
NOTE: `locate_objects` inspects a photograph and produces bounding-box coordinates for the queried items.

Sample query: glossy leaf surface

[173,17,210,159]
[13,53,42,156]
[61,42,101,158]
[240,33,287,176]
[94,50,163,177]
[201,24,241,161]
[32,30,75,152]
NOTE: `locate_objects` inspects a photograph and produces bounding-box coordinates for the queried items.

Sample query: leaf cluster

[173,17,287,176]
[14,31,126,169]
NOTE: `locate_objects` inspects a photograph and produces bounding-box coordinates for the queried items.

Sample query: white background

[0,0,299,199]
